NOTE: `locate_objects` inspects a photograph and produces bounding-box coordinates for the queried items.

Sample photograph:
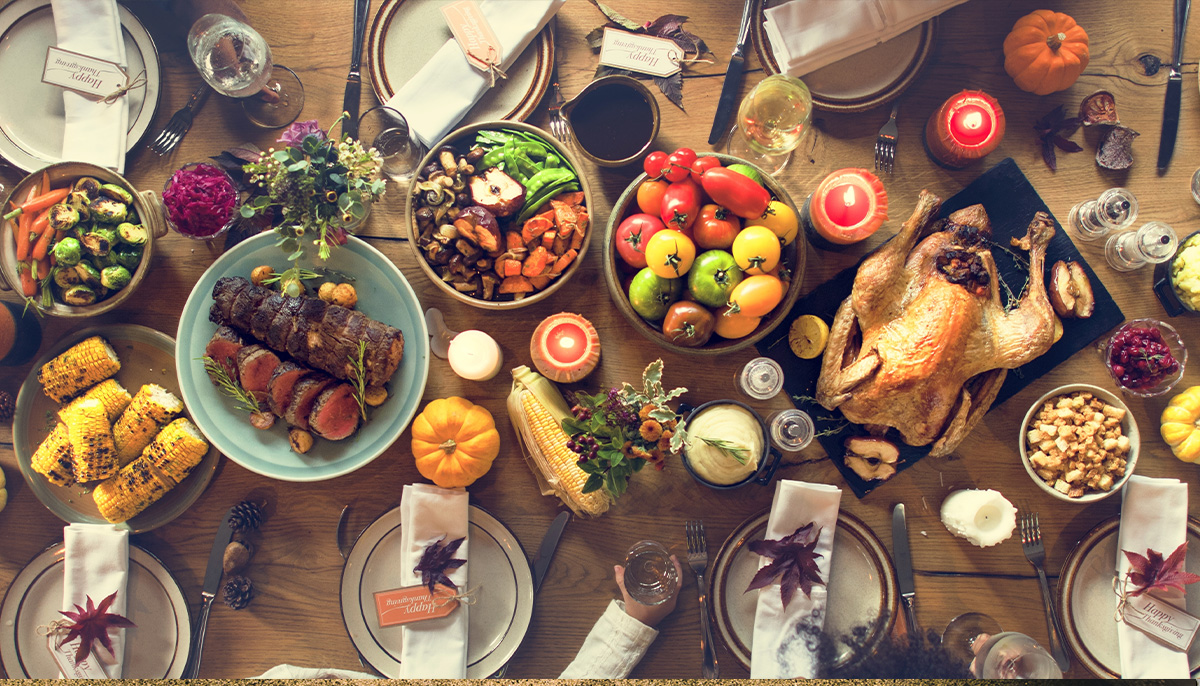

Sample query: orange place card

[373,583,459,627]
[441,0,503,73]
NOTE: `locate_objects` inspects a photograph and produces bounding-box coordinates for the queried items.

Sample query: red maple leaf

[57,591,136,665]
[745,522,825,609]
[414,536,466,595]
[1123,541,1200,598]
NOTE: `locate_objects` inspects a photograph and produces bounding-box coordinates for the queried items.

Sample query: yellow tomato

[713,304,761,339]
[728,275,784,318]
[756,200,799,245]
[732,225,781,275]
[644,229,696,278]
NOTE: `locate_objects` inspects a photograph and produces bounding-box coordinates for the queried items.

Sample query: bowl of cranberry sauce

[1103,319,1187,397]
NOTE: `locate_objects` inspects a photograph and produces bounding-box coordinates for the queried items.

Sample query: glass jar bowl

[1103,319,1187,397]
[162,162,240,241]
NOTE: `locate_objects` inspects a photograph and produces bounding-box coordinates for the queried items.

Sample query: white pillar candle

[940,489,1017,548]
[447,330,503,381]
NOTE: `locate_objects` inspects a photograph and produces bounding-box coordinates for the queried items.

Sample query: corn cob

[31,425,75,486]
[508,366,610,517]
[93,459,169,523]
[113,385,184,466]
[38,336,121,403]
[61,398,117,482]
[62,379,132,421]
[141,418,208,485]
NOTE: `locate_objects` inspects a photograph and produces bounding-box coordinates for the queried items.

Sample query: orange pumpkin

[1003,10,1089,95]
[412,397,500,488]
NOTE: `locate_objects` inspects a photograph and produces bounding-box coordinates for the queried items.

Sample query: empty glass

[973,631,1063,678]
[623,540,679,606]
[1067,187,1137,241]
[727,75,812,174]
[1105,221,1178,272]
[358,106,425,184]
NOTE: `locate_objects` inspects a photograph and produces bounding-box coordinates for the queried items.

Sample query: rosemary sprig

[348,340,368,421]
[201,355,261,415]
[699,436,749,465]
[260,267,324,286]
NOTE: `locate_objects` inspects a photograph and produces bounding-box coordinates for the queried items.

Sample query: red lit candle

[531,313,601,383]
[804,169,888,248]
[925,90,1005,169]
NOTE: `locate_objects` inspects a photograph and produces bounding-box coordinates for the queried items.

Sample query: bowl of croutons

[1019,384,1140,503]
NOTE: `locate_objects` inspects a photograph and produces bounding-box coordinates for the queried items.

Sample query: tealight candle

[800,168,888,250]
[924,90,1006,169]
[530,313,601,383]
[447,330,503,381]
[940,489,1017,548]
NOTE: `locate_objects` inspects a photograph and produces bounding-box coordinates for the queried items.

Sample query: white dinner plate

[340,504,534,678]
[1058,516,1200,678]
[0,543,191,678]
[710,509,898,670]
[0,0,160,172]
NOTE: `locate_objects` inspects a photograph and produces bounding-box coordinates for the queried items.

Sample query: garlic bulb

[940,489,1017,547]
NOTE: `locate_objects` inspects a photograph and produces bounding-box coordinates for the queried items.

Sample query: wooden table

[2,0,1199,678]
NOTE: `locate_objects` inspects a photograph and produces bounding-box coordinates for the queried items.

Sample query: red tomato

[690,156,721,184]
[664,148,697,182]
[636,179,669,216]
[701,167,771,219]
[660,180,702,235]
[643,151,669,179]
[693,204,741,250]
[615,213,667,269]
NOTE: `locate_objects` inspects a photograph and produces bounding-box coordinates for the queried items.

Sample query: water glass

[727,75,812,175]
[973,631,1062,678]
[357,106,425,184]
[623,540,679,606]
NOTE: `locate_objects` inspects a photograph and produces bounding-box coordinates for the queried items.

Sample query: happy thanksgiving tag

[42,46,127,99]
[373,584,459,627]
[441,0,506,83]
[598,28,682,78]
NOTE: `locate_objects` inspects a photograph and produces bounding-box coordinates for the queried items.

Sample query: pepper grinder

[1105,221,1178,272]
[1068,187,1138,241]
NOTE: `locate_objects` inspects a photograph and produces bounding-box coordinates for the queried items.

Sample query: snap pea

[544,153,560,169]
[523,167,575,200]
[517,177,580,223]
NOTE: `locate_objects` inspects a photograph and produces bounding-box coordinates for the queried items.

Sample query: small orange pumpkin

[412,397,500,488]
[1003,10,1089,95]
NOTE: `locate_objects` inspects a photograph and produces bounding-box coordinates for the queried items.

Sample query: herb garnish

[699,436,749,465]
[348,340,368,421]
[201,355,260,415]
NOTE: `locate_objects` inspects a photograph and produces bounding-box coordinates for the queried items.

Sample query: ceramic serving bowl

[679,399,783,490]
[603,154,806,356]
[405,120,593,311]
[1018,383,1139,504]
[1154,229,1200,316]
[0,161,167,317]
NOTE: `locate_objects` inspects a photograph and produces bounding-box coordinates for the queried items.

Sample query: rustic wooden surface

[2,0,1200,678]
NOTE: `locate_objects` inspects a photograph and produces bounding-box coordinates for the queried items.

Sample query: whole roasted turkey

[816,191,1059,457]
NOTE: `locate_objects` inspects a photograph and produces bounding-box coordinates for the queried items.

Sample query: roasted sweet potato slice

[523,247,553,277]
[529,275,551,290]
[498,275,533,294]
[550,248,578,276]
[552,191,585,206]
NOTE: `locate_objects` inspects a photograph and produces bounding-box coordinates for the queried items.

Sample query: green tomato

[628,267,682,321]
[688,250,743,307]
[725,163,764,186]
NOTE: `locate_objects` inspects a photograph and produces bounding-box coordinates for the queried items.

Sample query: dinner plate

[752,0,936,113]
[12,325,219,533]
[1058,516,1200,678]
[0,542,191,678]
[710,509,898,670]
[175,232,430,482]
[340,504,534,677]
[0,0,160,172]
[367,0,552,124]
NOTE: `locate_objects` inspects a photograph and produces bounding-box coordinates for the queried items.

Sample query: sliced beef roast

[205,326,245,381]
[266,361,308,416]
[309,383,361,440]
[210,277,250,324]
[236,344,281,402]
[285,375,335,430]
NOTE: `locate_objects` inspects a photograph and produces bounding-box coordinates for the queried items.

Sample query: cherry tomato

[690,155,722,184]
[628,267,682,320]
[670,147,697,168]
[756,200,800,245]
[662,300,715,347]
[636,179,669,216]
[643,151,669,179]
[660,180,702,235]
[701,167,771,219]
[615,213,667,269]
[688,250,743,307]
[694,204,741,250]
[644,229,696,278]
[727,274,784,317]
[732,225,782,274]
[713,304,761,339]
[663,148,697,183]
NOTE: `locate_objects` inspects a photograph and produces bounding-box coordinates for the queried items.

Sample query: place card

[1123,592,1200,652]
[441,0,505,79]
[373,583,459,627]
[47,635,110,679]
[598,28,682,78]
[42,46,127,99]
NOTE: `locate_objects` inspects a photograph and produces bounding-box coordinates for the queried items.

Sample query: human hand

[614,554,683,628]
[969,632,991,677]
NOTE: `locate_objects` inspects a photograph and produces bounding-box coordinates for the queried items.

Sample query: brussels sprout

[75,262,101,287]
[53,268,81,288]
[81,230,112,257]
[47,204,79,232]
[99,183,133,204]
[100,265,131,290]
[112,244,142,271]
[62,284,97,306]
[72,177,102,200]
[52,237,82,266]
[116,222,147,246]
[66,191,92,222]
[126,205,140,224]
[89,197,127,224]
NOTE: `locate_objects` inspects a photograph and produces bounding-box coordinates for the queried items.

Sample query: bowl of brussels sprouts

[0,161,167,317]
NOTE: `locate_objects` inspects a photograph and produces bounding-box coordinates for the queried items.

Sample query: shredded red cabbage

[163,163,237,237]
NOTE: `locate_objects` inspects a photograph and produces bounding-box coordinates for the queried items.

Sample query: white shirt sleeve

[559,599,660,678]
[253,664,378,679]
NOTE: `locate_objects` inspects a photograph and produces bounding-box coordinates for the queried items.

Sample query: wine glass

[973,632,1063,678]
[187,13,305,129]
[941,611,1002,666]
[358,106,425,184]
[726,74,812,175]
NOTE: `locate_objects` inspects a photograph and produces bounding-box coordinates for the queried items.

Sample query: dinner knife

[182,505,235,679]
[531,511,571,592]
[707,0,756,145]
[891,503,918,637]
[1157,0,1191,172]
[341,0,372,139]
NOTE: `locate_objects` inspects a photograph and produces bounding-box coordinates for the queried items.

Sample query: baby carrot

[31,216,54,261]
[40,170,49,195]
[3,187,68,221]
[18,262,36,296]
[36,255,49,280]
[14,208,31,261]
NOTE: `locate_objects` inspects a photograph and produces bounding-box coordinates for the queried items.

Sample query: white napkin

[1116,475,1190,678]
[63,523,130,678]
[750,479,841,678]
[398,483,469,678]
[385,0,566,148]
[50,0,128,173]
[763,0,971,78]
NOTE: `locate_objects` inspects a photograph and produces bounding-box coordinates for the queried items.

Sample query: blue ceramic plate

[176,233,429,481]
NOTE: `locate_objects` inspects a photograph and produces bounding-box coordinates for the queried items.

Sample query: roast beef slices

[309,383,361,440]
[205,326,245,381]
[236,345,281,403]
[210,276,250,324]
[285,375,335,430]
[266,362,307,416]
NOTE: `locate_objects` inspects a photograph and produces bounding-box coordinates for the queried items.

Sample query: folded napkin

[750,479,842,678]
[51,0,128,173]
[385,0,566,148]
[63,523,130,678]
[764,0,970,78]
[398,484,469,678]
[1117,475,1190,678]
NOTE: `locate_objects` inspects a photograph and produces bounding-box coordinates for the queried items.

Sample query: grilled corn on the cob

[93,418,208,523]
[142,418,208,484]
[62,398,117,482]
[38,336,121,403]
[31,380,130,487]
[113,385,184,466]
[63,378,132,420]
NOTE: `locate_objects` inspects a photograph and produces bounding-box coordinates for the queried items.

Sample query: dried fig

[1097,125,1139,170]
[1079,90,1120,126]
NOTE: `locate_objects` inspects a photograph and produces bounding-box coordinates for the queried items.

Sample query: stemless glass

[187,13,305,128]
[727,74,812,175]
[973,632,1063,678]
[623,540,679,606]
[942,611,1002,667]
[358,106,425,184]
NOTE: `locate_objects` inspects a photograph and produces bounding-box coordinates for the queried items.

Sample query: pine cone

[0,390,13,424]
[227,500,264,533]
[222,575,254,610]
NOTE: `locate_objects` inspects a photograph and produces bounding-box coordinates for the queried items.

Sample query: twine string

[102,69,147,104]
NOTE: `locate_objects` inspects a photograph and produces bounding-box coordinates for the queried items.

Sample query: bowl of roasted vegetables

[406,121,593,309]
[0,162,166,317]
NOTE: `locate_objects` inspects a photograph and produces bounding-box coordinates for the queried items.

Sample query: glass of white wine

[187,14,305,129]
[727,74,812,175]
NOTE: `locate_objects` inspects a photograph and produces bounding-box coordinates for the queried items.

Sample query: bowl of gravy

[561,75,659,167]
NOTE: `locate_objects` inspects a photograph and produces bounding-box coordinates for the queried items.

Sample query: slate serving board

[757,158,1125,498]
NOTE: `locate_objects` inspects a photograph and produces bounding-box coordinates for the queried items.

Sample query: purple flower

[277,119,325,147]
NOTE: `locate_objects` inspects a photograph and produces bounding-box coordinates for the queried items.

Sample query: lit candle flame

[842,186,857,207]
[559,335,577,350]
[962,110,983,131]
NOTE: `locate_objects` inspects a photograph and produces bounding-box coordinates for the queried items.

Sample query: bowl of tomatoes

[602,149,805,356]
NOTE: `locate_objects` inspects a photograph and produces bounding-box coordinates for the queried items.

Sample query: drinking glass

[187,13,305,128]
[941,611,1002,667]
[358,106,425,184]
[727,74,812,175]
[973,631,1063,678]
[623,540,679,606]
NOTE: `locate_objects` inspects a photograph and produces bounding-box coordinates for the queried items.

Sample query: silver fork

[874,101,899,173]
[685,520,719,678]
[547,20,570,142]
[1018,511,1071,672]
[149,84,210,156]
